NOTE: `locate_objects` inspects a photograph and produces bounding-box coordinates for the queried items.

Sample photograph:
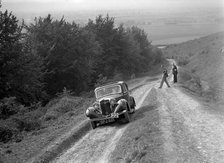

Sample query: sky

[1,0,224,13]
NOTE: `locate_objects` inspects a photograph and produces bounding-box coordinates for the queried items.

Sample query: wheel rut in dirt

[52,82,157,163]
[53,64,224,163]
[157,87,224,162]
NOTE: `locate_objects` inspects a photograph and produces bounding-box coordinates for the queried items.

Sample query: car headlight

[109,98,116,105]
[93,102,100,109]
[86,107,93,116]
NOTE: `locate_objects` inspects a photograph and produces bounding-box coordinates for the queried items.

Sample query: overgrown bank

[0,91,94,163]
[163,32,224,103]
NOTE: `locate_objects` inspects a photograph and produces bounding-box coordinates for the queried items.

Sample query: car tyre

[90,121,96,129]
[130,106,135,114]
[124,111,130,123]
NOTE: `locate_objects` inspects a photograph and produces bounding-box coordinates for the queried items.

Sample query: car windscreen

[95,85,122,98]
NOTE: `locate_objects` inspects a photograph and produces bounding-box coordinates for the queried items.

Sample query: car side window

[123,84,128,93]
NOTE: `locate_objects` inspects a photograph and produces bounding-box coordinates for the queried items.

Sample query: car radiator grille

[100,100,112,115]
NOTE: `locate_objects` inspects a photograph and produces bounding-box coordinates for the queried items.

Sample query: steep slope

[163,32,224,103]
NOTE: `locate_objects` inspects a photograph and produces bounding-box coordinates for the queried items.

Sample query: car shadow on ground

[131,103,160,121]
[111,103,160,129]
[97,102,160,129]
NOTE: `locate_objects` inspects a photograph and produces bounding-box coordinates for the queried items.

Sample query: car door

[122,83,131,104]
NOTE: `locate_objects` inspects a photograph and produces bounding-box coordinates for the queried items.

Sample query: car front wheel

[124,111,130,123]
[90,121,96,129]
[130,106,135,114]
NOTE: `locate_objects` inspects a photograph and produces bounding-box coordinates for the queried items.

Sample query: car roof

[94,81,125,92]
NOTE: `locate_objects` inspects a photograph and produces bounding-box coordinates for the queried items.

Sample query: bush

[177,68,192,84]
[0,127,13,143]
[177,57,190,66]
[191,68,196,73]
[54,97,83,113]
[56,87,74,98]
[11,117,42,132]
[43,113,57,121]
[79,91,94,98]
[23,120,42,132]
[113,73,124,81]
[131,73,136,79]
[151,47,163,65]
[43,96,85,121]
[0,119,25,143]
[0,97,22,119]
[188,52,194,57]
[94,74,108,87]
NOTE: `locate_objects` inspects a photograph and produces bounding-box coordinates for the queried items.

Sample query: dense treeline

[0,8,163,105]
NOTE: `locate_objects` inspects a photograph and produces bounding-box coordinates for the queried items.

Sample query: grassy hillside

[0,94,94,163]
[163,32,224,103]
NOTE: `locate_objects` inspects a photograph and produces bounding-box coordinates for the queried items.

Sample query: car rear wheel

[90,121,96,129]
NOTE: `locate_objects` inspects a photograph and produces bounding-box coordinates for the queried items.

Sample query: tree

[0,10,24,99]
[112,25,142,76]
[86,15,118,77]
[127,26,154,69]
[26,15,102,96]
[0,10,45,104]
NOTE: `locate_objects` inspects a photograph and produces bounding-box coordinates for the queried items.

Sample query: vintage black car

[85,81,136,129]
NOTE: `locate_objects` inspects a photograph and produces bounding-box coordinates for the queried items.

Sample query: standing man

[159,69,170,88]
[172,63,178,83]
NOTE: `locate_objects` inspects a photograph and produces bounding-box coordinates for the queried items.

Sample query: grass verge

[108,88,165,163]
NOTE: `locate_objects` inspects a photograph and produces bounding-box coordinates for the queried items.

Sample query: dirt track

[52,63,224,163]
[52,78,159,163]
[157,85,224,162]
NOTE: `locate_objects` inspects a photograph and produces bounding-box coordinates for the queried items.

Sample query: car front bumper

[90,110,127,125]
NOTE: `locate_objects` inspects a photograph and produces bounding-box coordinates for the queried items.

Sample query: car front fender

[129,96,136,108]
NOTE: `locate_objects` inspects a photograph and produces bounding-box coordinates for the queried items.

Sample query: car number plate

[100,118,115,125]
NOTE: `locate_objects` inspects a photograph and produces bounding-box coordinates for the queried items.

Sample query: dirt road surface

[52,64,224,163]
[52,77,159,163]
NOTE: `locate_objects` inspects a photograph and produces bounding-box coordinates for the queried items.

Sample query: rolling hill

[163,32,224,105]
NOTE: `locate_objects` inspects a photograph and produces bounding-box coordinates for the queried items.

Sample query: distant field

[137,23,224,45]
[15,7,224,45]
[152,36,201,45]
[113,8,224,45]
